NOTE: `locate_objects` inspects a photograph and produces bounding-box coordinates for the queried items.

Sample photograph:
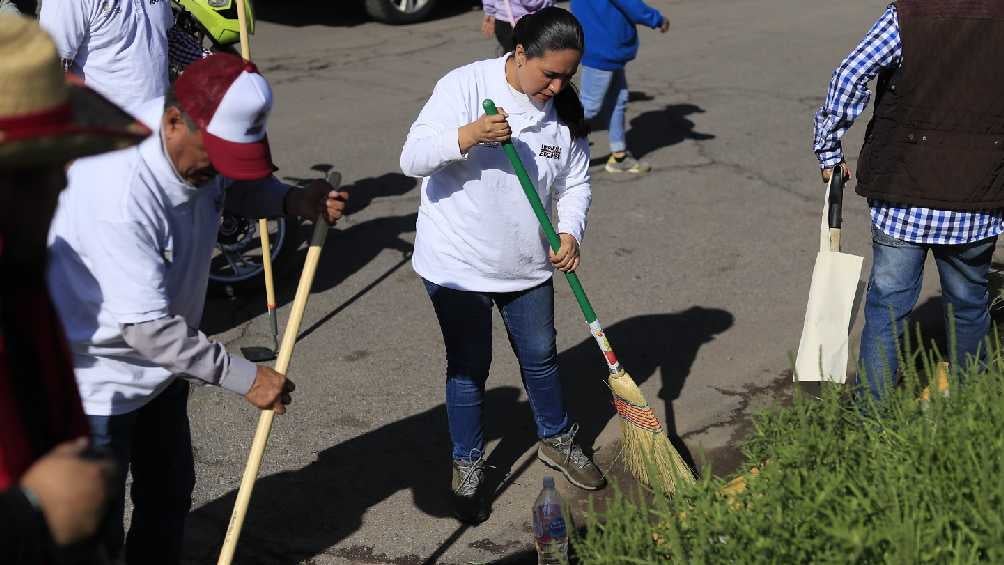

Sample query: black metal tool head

[240,345,276,363]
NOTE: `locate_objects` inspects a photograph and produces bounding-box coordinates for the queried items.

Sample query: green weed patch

[576,343,1004,564]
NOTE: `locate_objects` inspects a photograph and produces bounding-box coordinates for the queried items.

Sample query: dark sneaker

[537,424,607,490]
[451,455,490,524]
[605,152,652,174]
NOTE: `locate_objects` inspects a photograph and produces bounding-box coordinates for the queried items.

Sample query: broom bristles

[609,370,695,492]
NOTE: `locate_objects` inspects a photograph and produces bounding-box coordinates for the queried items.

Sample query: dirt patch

[468,538,524,555]
[343,349,372,362]
[331,544,423,565]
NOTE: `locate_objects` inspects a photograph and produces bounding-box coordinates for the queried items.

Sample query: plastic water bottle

[532,476,568,565]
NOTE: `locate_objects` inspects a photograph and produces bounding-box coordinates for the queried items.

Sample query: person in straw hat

[45,51,348,563]
[0,14,149,563]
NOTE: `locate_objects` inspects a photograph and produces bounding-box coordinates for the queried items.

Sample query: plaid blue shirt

[812,3,1004,245]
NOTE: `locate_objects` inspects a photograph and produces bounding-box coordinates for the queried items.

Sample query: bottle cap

[543,476,555,488]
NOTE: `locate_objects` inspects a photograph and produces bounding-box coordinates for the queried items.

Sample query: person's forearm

[121,316,256,395]
[555,181,591,245]
[554,139,592,244]
[401,125,466,177]
[812,4,902,168]
[610,0,664,28]
[224,176,290,218]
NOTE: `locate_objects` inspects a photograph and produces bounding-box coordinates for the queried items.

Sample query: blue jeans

[859,226,997,399]
[579,65,628,154]
[88,380,195,565]
[423,278,571,461]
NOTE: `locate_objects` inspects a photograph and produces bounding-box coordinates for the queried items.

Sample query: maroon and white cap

[174,53,276,180]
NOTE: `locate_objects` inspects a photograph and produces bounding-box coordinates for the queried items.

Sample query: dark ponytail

[512,7,589,139]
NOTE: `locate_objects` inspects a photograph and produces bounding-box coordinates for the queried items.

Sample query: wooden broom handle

[217,217,328,565]
[482,98,599,324]
[217,172,339,565]
[234,0,278,330]
[236,0,251,60]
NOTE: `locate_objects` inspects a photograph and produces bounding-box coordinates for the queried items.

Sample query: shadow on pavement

[626,103,715,160]
[184,386,527,564]
[588,102,714,166]
[185,307,733,564]
[557,307,734,475]
[200,171,418,336]
[908,297,949,355]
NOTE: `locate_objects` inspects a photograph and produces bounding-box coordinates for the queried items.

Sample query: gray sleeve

[120,316,257,395]
[223,175,291,219]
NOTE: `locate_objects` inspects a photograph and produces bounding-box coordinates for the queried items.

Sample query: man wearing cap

[0,14,150,563]
[46,52,348,563]
[40,0,173,112]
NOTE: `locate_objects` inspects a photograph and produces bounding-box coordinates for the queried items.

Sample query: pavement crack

[692,139,814,204]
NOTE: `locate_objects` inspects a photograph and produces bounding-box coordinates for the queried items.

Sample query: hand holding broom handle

[217,170,342,565]
[483,99,693,489]
[480,100,623,370]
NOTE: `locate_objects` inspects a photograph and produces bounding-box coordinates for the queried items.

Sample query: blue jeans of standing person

[88,380,195,565]
[423,278,571,461]
[859,226,997,399]
[579,65,629,154]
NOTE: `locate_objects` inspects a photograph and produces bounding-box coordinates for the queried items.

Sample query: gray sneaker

[451,454,490,524]
[605,152,652,174]
[537,424,607,490]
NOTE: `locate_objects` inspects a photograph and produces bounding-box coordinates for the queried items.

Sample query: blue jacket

[571,0,665,71]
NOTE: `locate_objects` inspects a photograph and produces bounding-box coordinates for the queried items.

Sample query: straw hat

[0,14,150,168]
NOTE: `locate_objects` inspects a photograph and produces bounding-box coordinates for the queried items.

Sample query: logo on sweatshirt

[539,145,561,160]
[100,1,122,16]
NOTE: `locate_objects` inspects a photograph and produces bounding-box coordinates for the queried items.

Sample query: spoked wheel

[209,213,289,290]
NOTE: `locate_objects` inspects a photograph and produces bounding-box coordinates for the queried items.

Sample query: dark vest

[855,0,1004,210]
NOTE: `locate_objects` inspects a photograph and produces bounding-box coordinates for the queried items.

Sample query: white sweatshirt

[401,55,592,293]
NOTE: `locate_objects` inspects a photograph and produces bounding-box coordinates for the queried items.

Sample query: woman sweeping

[400,6,604,524]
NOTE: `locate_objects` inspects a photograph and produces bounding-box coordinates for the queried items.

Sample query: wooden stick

[235,0,251,60]
[829,227,841,253]
[217,216,330,565]
[234,0,278,352]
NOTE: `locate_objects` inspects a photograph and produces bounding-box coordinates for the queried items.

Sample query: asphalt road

[173,2,934,563]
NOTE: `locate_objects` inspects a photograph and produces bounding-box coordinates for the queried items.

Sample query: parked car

[363,0,440,24]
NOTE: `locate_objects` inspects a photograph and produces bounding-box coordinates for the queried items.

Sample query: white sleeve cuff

[112,306,171,325]
[442,128,467,162]
[557,223,585,247]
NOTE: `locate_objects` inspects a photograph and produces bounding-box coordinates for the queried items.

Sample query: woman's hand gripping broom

[482,99,694,491]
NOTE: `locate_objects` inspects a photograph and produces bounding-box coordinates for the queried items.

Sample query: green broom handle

[482,99,598,324]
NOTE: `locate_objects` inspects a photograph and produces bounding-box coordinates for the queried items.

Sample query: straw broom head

[609,369,695,492]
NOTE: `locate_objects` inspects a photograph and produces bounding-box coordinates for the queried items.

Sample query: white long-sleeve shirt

[47,98,288,416]
[401,55,592,293]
